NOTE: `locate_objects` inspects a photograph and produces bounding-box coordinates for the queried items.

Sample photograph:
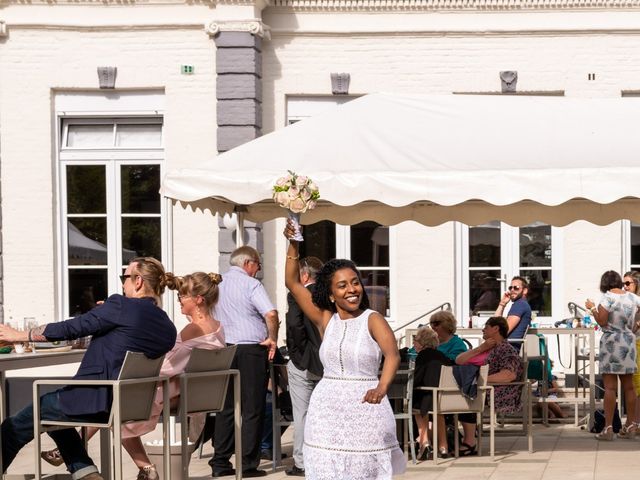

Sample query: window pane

[68,269,108,316]
[67,125,113,148]
[116,124,162,148]
[122,217,161,261]
[298,220,336,262]
[469,222,500,267]
[121,165,161,214]
[631,223,640,266]
[469,270,501,314]
[520,269,551,316]
[350,222,388,267]
[520,224,551,267]
[67,165,106,214]
[68,219,107,266]
[361,269,390,316]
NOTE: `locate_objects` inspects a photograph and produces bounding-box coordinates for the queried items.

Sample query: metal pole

[236,212,245,248]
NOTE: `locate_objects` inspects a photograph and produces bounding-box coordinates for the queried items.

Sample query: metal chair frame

[33,352,170,480]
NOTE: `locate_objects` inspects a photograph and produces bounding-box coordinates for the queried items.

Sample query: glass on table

[24,317,38,353]
[7,320,27,354]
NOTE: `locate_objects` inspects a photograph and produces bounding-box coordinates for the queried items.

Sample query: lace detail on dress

[303,310,406,479]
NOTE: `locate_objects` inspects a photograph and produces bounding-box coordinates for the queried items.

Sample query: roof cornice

[268,0,640,11]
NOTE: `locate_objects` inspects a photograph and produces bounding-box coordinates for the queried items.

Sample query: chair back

[181,345,237,414]
[117,351,165,423]
[438,364,488,413]
[387,368,414,418]
[270,363,291,417]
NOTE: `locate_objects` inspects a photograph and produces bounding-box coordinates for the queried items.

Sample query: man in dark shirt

[494,276,532,350]
[0,257,177,480]
[285,256,323,477]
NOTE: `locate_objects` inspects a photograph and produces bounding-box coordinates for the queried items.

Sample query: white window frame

[57,116,168,319]
[456,222,563,324]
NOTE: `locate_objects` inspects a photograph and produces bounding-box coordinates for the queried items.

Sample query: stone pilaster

[209,19,267,271]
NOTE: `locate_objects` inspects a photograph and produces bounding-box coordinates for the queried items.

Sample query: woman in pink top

[42,272,225,480]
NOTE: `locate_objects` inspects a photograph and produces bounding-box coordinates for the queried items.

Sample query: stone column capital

[205,19,270,40]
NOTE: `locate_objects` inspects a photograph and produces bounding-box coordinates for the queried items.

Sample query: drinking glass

[8,321,26,354]
[24,317,38,353]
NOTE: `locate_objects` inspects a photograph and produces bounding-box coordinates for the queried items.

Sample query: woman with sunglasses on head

[284,221,405,480]
[41,271,225,480]
[585,270,640,440]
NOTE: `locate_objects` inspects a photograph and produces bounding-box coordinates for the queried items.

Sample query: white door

[458,221,561,324]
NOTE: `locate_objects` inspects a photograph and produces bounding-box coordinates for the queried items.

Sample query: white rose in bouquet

[272,171,320,241]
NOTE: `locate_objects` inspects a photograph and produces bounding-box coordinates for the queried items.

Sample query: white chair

[490,358,534,453]
[33,352,170,480]
[417,364,494,464]
[176,346,240,480]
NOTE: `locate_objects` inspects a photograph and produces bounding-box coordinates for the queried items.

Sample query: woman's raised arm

[284,225,326,331]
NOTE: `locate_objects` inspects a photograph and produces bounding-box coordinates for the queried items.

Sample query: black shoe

[260,449,287,460]
[242,469,267,478]
[212,469,235,478]
[285,465,305,477]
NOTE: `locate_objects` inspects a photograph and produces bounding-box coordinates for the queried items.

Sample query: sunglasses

[508,285,522,291]
[120,274,132,284]
[624,281,635,287]
[430,321,441,326]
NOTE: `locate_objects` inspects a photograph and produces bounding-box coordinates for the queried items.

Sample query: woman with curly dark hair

[284,221,405,479]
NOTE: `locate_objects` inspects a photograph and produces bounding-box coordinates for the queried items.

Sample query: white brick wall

[0,24,219,324]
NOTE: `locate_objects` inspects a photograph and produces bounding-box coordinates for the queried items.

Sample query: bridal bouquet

[273,171,320,241]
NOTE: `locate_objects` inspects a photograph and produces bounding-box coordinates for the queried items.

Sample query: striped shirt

[214,266,275,344]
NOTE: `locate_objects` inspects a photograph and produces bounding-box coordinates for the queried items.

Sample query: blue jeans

[2,391,102,479]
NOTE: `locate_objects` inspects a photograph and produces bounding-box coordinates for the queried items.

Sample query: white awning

[161,93,640,226]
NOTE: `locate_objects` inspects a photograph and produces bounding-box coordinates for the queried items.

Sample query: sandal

[459,441,478,457]
[417,443,433,461]
[41,448,64,467]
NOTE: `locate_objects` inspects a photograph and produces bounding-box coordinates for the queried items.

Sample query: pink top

[465,349,490,366]
[122,325,226,438]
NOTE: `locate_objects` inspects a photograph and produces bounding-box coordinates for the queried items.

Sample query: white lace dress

[303,309,406,479]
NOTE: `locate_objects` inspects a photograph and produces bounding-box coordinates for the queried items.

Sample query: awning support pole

[236,211,245,248]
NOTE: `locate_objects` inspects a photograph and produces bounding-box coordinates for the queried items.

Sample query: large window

[59,118,164,317]
[300,221,391,317]
[462,222,558,320]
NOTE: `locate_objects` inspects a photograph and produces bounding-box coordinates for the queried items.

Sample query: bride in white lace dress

[284,224,406,479]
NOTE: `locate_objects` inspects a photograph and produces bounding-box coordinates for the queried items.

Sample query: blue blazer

[44,294,177,417]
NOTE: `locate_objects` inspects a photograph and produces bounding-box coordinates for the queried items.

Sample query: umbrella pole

[236,211,245,248]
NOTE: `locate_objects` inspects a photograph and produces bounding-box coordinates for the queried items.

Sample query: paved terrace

[8,423,637,480]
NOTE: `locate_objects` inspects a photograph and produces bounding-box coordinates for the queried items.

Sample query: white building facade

[0,0,639,337]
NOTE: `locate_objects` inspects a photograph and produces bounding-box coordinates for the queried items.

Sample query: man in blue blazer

[0,257,177,480]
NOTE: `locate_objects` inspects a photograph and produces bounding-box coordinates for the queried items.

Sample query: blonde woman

[411,326,452,460]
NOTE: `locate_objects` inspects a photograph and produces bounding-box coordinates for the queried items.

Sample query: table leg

[0,370,5,474]
[100,427,111,480]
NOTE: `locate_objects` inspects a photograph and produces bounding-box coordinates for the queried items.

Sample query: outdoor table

[0,349,88,479]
